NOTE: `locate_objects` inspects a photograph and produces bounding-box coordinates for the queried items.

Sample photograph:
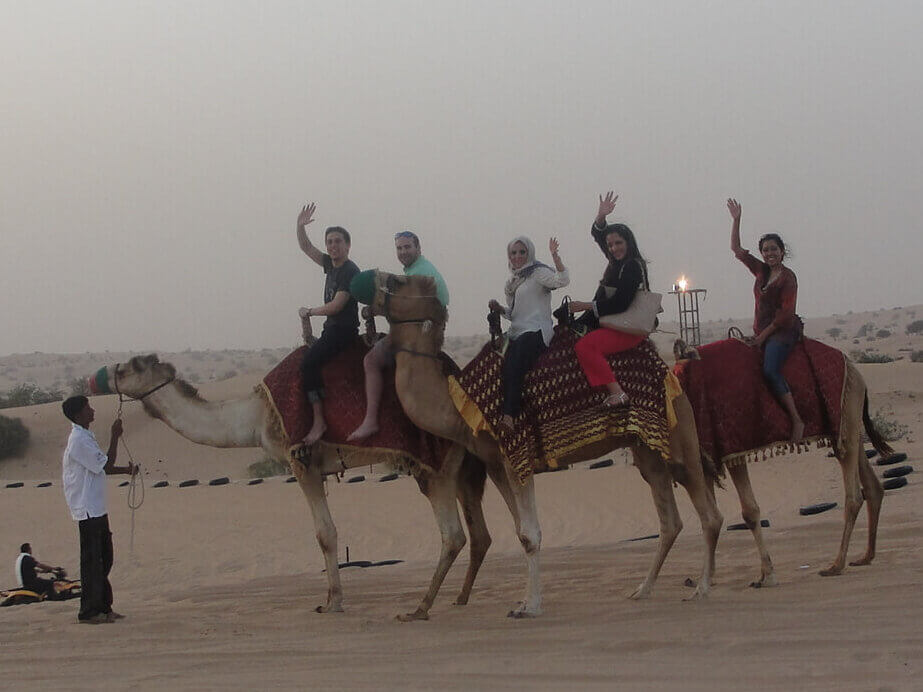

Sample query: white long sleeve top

[503,266,570,345]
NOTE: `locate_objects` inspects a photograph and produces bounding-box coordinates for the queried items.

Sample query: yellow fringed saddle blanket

[449,328,679,484]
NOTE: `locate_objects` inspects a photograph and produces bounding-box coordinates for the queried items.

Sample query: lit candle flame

[677,275,688,292]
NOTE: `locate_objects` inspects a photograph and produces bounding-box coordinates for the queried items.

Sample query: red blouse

[735,250,801,343]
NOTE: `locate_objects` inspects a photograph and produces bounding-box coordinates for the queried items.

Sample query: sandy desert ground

[0,313,921,690]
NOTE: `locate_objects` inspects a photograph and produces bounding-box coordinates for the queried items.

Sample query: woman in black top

[569,192,648,407]
[294,203,360,448]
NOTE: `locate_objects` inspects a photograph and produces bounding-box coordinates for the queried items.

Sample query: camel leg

[503,474,543,618]
[629,449,683,600]
[292,460,344,612]
[850,452,883,566]
[727,463,776,587]
[397,472,467,621]
[454,453,491,606]
[820,428,864,576]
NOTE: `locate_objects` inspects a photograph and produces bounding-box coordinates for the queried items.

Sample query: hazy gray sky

[2,1,921,355]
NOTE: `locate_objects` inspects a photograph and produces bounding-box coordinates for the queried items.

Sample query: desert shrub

[870,408,909,442]
[911,351,923,363]
[248,456,290,478]
[0,413,30,459]
[876,329,892,338]
[0,383,63,409]
[850,350,895,364]
[68,377,90,396]
[826,327,843,339]
[855,323,874,338]
[906,320,923,335]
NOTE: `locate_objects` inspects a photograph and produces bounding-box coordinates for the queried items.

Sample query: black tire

[153,481,169,488]
[247,478,263,485]
[883,476,908,490]
[36,482,52,488]
[799,501,837,516]
[876,452,907,466]
[178,479,199,488]
[882,465,913,479]
[727,519,771,531]
[865,448,878,458]
[5,482,24,488]
[372,559,404,567]
[338,560,373,568]
[625,533,659,542]
[589,459,614,469]
[379,473,399,482]
[347,475,366,483]
[285,476,297,483]
[208,477,230,486]
[118,481,130,487]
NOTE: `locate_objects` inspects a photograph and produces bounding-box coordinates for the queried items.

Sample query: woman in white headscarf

[488,236,569,432]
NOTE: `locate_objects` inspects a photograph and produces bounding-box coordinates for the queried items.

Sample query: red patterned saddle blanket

[673,338,846,468]
[449,327,675,484]
[259,340,454,473]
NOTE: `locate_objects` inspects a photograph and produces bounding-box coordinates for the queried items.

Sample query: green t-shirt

[404,255,450,307]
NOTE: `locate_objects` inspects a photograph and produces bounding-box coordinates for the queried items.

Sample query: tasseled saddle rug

[259,340,455,475]
[673,337,846,469]
[449,327,680,484]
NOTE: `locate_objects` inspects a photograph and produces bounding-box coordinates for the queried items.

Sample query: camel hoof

[849,556,873,567]
[819,566,844,577]
[396,610,429,622]
[453,597,470,606]
[628,586,652,600]
[314,603,344,613]
[683,589,707,602]
[507,608,540,619]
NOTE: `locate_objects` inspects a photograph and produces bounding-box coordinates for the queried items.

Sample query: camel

[98,351,492,621]
[673,340,890,586]
[360,271,725,617]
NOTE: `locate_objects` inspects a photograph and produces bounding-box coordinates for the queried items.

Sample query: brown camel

[674,340,890,586]
[360,271,725,617]
[97,352,491,620]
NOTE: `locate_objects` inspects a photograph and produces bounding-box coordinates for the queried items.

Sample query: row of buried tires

[2,472,405,490]
[800,449,912,516]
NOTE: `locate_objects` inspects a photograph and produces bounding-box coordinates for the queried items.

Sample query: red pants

[574,328,644,387]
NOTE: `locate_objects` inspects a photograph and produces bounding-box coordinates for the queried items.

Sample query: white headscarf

[505,236,540,300]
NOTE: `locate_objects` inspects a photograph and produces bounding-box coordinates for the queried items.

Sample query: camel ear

[143,354,159,365]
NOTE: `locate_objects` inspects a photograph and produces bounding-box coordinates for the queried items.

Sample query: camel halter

[373,273,445,360]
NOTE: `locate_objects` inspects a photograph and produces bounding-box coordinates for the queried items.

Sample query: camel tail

[862,393,894,458]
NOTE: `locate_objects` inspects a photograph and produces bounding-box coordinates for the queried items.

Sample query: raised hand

[597,191,618,219]
[297,202,316,228]
[727,198,741,221]
[549,237,560,257]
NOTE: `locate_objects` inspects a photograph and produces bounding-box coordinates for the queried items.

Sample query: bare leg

[630,449,683,600]
[398,471,467,621]
[728,463,776,587]
[779,392,805,442]
[303,400,327,445]
[348,340,389,441]
[292,460,343,612]
[820,427,864,576]
[454,453,491,606]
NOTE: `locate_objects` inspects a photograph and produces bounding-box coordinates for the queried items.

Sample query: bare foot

[303,422,327,446]
[790,419,805,443]
[347,420,379,441]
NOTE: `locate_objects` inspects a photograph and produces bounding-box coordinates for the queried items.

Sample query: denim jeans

[762,337,793,395]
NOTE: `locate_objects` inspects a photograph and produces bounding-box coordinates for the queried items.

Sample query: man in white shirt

[61,395,136,624]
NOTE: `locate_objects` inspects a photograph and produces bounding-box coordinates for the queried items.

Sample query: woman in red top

[728,198,805,442]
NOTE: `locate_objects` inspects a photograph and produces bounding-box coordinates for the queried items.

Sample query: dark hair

[394,230,420,248]
[758,233,786,257]
[604,223,650,286]
[21,543,30,553]
[62,395,89,423]
[325,226,351,245]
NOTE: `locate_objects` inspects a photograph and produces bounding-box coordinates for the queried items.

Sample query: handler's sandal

[78,613,108,625]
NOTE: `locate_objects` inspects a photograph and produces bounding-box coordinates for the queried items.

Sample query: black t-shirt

[322,255,360,330]
[17,553,38,588]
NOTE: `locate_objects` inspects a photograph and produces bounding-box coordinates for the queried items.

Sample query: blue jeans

[762,337,793,395]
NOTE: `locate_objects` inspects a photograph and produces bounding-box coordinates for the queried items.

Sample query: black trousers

[300,325,358,402]
[78,514,113,619]
[501,330,547,417]
[24,576,56,599]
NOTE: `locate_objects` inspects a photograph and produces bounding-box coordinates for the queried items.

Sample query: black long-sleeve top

[580,222,647,329]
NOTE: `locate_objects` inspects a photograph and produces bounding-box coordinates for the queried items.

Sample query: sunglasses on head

[394,230,418,241]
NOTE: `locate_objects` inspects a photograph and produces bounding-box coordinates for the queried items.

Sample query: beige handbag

[598,262,663,336]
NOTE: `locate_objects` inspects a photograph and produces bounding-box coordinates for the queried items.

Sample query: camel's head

[88,354,178,400]
[349,269,446,326]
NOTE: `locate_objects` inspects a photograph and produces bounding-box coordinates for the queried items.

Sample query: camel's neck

[141,381,265,449]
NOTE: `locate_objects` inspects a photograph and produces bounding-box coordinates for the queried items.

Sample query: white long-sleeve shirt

[62,424,109,521]
[504,266,570,345]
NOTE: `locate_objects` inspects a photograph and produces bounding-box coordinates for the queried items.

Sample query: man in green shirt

[348,230,449,440]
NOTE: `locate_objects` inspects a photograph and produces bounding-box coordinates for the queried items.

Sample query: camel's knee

[517,525,541,555]
[315,525,337,555]
[445,528,467,559]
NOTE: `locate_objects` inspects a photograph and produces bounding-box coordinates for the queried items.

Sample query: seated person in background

[294,202,361,448]
[348,230,449,441]
[489,236,569,432]
[16,543,62,599]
